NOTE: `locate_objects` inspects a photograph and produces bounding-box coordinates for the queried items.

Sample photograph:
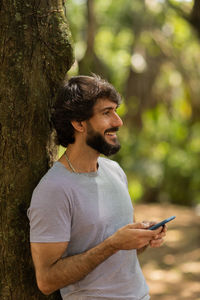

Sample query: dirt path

[135,203,200,300]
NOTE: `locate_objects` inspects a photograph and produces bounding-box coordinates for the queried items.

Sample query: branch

[190,0,200,36]
[165,0,190,21]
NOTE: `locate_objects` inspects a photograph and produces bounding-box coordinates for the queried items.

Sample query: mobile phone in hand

[149,216,176,230]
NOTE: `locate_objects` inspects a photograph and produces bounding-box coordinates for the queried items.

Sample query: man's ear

[71,120,85,132]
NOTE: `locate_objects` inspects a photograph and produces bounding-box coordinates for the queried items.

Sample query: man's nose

[113,113,123,127]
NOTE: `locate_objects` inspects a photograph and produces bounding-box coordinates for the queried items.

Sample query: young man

[27,75,166,300]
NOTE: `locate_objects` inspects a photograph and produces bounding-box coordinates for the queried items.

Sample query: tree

[78,0,110,79]
[0,0,74,299]
[166,0,200,38]
[67,0,200,207]
[190,0,200,37]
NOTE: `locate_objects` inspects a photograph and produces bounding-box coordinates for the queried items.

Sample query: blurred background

[60,0,200,298]
[64,0,200,208]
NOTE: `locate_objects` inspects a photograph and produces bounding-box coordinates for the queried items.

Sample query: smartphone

[148,216,176,230]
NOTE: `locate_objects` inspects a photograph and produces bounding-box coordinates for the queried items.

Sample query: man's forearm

[36,222,160,295]
[39,235,118,295]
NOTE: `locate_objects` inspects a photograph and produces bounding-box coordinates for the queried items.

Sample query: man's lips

[104,127,119,134]
[104,127,119,138]
[105,132,117,137]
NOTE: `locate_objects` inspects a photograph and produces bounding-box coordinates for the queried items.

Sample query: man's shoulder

[99,157,127,184]
[99,156,121,169]
[34,162,71,192]
[99,156,124,175]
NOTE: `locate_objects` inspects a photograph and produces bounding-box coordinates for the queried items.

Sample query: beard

[86,122,121,156]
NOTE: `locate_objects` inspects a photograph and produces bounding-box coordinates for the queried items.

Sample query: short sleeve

[27,178,72,242]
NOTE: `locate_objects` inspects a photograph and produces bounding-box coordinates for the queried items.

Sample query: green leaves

[66,0,200,206]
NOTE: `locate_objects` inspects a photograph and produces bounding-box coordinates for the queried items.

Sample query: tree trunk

[124,54,164,129]
[78,0,110,79]
[190,0,200,37]
[0,0,74,299]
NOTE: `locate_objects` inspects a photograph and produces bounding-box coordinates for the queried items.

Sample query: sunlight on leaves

[128,179,144,202]
[145,0,162,13]
[169,71,182,87]
[117,102,127,117]
[75,41,86,61]
[131,53,147,73]
[58,146,66,158]
[152,142,170,161]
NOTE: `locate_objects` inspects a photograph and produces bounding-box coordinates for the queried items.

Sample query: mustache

[104,127,119,134]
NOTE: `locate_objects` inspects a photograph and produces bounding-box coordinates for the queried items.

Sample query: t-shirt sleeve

[27,178,72,243]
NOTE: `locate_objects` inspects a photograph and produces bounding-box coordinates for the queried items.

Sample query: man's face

[85,99,123,156]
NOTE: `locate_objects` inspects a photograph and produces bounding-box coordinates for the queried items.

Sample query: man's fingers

[162,224,167,232]
[153,226,164,234]
[127,222,165,241]
[143,221,156,228]
[128,222,150,230]
[155,230,166,239]
[150,238,164,248]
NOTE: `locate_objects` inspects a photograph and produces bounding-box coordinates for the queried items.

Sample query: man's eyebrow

[98,106,118,112]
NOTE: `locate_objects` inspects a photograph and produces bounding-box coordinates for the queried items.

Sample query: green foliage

[118,104,200,206]
[66,0,199,206]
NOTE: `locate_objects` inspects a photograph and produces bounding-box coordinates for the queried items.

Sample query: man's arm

[31,222,161,295]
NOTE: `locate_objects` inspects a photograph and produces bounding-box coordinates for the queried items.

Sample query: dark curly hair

[51,75,121,147]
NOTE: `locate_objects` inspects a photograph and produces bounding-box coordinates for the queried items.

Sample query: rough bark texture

[0,0,74,299]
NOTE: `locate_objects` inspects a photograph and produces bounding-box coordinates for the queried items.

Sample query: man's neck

[58,143,100,173]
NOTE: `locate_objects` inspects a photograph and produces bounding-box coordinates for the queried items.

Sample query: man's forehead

[93,98,118,112]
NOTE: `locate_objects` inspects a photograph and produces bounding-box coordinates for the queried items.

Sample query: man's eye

[103,111,110,115]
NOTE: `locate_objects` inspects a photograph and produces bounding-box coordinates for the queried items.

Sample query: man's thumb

[129,222,149,229]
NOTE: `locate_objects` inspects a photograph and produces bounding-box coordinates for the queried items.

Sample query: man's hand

[110,222,162,251]
[141,221,167,248]
[149,224,167,248]
[133,221,167,254]
[31,222,167,295]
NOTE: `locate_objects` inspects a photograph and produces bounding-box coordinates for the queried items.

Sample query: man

[27,75,166,300]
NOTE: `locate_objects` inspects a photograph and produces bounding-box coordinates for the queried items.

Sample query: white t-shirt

[27,157,149,300]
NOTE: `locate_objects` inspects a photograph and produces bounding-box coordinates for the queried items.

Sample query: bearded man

[27,75,166,300]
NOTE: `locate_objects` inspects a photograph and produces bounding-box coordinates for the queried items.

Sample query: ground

[135,203,200,300]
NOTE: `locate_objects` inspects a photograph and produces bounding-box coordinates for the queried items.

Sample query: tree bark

[0,0,74,299]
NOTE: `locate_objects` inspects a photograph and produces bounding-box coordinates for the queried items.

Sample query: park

[0,0,200,299]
